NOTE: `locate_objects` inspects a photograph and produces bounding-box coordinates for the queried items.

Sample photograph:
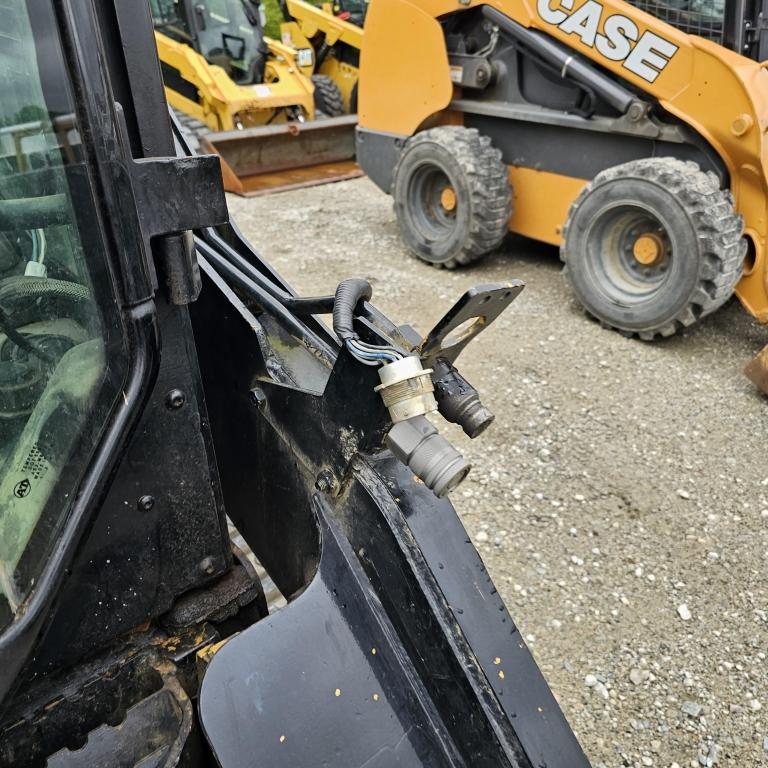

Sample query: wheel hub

[440,186,457,213]
[632,233,664,266]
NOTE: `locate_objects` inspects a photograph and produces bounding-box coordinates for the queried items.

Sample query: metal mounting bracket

[417,281,525,367]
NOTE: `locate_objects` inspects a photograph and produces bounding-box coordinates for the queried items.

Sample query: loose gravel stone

[629,668,648,685]
[682,701,704,719]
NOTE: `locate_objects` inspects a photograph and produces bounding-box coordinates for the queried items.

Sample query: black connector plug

[433,359,495,439]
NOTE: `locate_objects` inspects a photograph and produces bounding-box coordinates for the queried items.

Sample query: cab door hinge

[112,95,228,308]
[129,152,228,305]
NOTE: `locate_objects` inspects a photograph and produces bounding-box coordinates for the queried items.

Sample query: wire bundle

[333,278,405,367]
[345,337,404,367]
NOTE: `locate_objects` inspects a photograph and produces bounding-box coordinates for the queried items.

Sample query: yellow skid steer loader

[355,0,768,389]
[153,0,358,195]
[155,30,315,132]
[279,0,366,113]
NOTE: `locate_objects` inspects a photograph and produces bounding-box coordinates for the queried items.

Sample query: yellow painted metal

[285,0,364,49]
[507,167,587,245]
[360,0,768,321]
[155,31,315,133]
[319,57,360,113]
[359,1,452,135]
[280,0,364,112]
[633,234,664,265]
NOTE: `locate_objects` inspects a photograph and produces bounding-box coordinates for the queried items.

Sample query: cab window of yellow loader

[149,0,196,42]
[626,0,725,43]
[0,0,127,628]
[195,0,263,83]
[150,0,183,24]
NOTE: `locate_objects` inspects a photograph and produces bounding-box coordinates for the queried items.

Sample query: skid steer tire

[561,158,745,340]
[392,127,512,269]
[312,75,345,118]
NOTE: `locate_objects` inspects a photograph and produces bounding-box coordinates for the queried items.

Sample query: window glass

[195,0,262,83]
[625,0,725,42]
[0,0,126,627]
[150,0,185,30]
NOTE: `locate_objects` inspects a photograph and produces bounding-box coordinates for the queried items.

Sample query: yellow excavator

[356,0,768,390]
[279,0,366,113]
[152,0,358,194]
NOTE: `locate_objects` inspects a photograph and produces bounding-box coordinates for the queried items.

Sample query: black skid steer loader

[0,1,590,767]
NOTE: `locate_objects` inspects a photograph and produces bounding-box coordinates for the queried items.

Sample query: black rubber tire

[561,157,745,340]
[312,75,345,118]
[392,126,512,269]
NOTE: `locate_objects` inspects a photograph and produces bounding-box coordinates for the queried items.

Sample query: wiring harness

[332,279,404,366]
[332,278,470,498]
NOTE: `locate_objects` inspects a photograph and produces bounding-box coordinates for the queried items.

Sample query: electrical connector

[375,356,436,424]
[387,416,471,498]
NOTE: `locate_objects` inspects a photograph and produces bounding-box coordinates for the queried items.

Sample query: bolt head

[249,388,267,409]
[166,389,186,410]
[138,495,155,512]
[200,556,216,575]
[315,470,338,495]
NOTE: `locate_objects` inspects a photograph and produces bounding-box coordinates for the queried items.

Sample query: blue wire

[346,339,400,365]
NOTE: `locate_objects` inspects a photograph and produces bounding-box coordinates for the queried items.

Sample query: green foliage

[262,0,326,39]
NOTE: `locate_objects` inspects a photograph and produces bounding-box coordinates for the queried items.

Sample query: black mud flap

[199,463,592,768]
[199,498,466,767]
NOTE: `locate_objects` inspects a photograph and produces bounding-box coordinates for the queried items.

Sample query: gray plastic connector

[387,415,471,498]
[375,356,437,423]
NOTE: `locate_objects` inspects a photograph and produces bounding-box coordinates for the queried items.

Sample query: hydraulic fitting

[432,359,495,439]
[387,416,471,498]
[375,356,437,423]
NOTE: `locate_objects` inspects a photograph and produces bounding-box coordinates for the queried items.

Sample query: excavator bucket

[745,344,768,395]
[200,115,361,197]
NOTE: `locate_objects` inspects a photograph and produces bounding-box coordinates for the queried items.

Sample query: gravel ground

[227,178,768,768]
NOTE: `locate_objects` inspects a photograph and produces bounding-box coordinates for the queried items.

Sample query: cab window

[625,0,725,43]
[0,0,127,627]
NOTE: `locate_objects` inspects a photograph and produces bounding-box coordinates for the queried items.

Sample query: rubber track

[172,108,209,153]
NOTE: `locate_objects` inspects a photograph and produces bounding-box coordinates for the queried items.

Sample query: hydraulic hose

[0,307,54,363]
[0,276,91,329]
[0,276,90,306]
[0,276,91,363]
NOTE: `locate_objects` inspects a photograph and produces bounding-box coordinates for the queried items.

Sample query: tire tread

[561,157,745,339]
[393,126,512,269]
